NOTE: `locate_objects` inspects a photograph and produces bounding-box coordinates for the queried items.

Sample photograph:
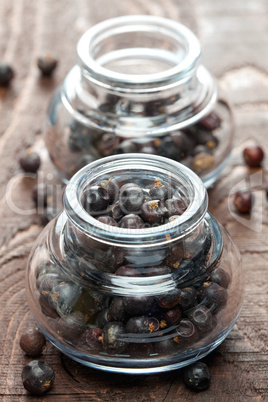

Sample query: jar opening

[77,15,201,88]
[64,154,207,246]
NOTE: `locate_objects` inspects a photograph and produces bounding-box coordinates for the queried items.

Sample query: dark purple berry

[178,287,197,310]
[141,200,168,225]
[22,360,55,395]
[115,266,141,277]
[97,179,119,203]
[199,110,221,130]
[19,151,41,173]
[119,214,145,229]
[210,267,231,289]
[183,362,211,392]
[126,316,159,333]
[57,311,86,340]
[233,190,253,213]
[83,185,110,214]
[187,305,214,334]
[161,306,181,326]
[174,319,199,346]
[96,309,110,328]
[107,297,126,322]
[19,328,46,356]
[123,295,155,316]
[149,179,171,201]
[110,201,124,221]
[144,265,171,276]
[79,328,103,351]
[37,55,58,76]
[97,216,118,226]
[243,143,264,167]
[119,183,144,214]
[165,198,187,217]
[157,289,181,309]
[102,322,126,353]
[198,282,228,312]
[0,63,14,86]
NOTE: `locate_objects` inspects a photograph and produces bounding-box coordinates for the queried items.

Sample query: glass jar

[45,15,234,187]
[26,154,243,374]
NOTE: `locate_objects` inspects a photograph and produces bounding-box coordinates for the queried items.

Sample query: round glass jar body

[45,16,234,187]
[26,154,243,374]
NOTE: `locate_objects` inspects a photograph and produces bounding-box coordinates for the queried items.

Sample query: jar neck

[63,154,208,247]
[67,15,217,135]
[77,15,201,93]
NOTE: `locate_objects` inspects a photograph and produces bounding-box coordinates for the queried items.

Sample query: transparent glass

[45,15,234,187]
[26,154,243,374]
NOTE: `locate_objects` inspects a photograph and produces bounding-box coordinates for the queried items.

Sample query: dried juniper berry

[19,328,46,357]
[96,308,111,328]
[110,201,124,221]
[82,184,110,214]
[119,214,145,229]
[165,198,187,217]
[183,362,211,392]
[187,305,214,335]
[141,200,168,225]
[102,322,127,353]
[199,110,221,130]
[198,282,228,312]
[210,267,231,289]
[233,190,253,213]
[243,143,264,167]
[22,360,55,395]
[119,183,144,214]
[157,288,181,309]
[174,319,198,346]
[123,295,155,316]
[79,328,103,351]
[37,55,58,76]
[57,311,86,340]
[160,306,181,326]
[0,63,14,86]
[159,136,182,161]
[126,316,159,334]
[178,287,197,311]
[144,265,171,276]
[149,179,171,201]
[115,266,141,277]
[97,178,119,203]
[51,281,82,316]
[107,297,126,322]
[19,151,41,174]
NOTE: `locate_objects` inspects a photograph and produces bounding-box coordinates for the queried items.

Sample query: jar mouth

[77,15,201,90]
[64,154,208,246]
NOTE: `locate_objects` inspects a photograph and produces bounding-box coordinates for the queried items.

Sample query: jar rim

[64,154,208,246]
[77,15,201,89]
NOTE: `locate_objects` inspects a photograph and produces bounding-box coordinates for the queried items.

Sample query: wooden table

[0,1,267,400]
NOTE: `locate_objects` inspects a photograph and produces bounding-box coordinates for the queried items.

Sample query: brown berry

[233,190,253,213]
[37,55,58,76]
[0,63,14,86]
[20,327,46,356]
[243,144,264,167]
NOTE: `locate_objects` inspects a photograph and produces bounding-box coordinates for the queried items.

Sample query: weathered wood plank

[0,0,267,400]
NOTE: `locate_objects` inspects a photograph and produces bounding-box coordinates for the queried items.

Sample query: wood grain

[0,0,268,400]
